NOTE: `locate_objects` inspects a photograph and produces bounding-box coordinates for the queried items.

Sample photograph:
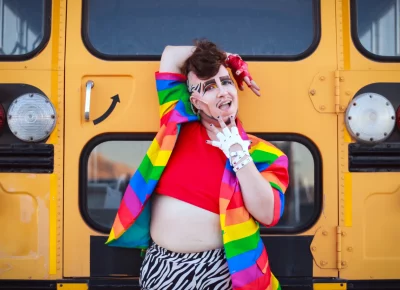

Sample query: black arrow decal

[93,94,120,125]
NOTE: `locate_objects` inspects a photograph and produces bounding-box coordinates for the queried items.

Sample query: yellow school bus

[0,0,399,289]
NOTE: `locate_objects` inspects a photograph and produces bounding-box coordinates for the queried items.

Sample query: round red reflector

[397,105,400,131]
[0,104,5,131]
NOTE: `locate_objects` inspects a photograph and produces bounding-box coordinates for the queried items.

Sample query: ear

[189,91,202,110]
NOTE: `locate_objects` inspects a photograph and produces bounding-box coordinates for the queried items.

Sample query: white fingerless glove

[208,126,252,172]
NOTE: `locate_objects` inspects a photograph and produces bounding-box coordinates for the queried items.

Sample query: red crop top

[155,121,227,214]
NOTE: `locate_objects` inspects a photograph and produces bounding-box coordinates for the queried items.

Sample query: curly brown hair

[182,39,227,79]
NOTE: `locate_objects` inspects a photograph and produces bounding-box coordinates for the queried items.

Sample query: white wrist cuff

[233,156,253,173]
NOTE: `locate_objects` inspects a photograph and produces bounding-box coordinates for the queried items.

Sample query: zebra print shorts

[139,242,232,290]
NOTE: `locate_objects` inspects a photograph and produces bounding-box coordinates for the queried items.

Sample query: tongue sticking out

[219,103,231,111]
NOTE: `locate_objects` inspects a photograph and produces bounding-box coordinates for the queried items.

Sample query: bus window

[353,0,400,59]
[0,0,51,60]
[80,135,320,234]
[83,0,320,60]
[266,140,320,233]
[81,139,151,232]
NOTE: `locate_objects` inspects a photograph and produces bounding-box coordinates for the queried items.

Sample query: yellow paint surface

[0,0,399,283]
[341,0,351,70]
[49,174,58,275]
[314,283,346,290]
[57,284,88,290]
[344,173,352,227]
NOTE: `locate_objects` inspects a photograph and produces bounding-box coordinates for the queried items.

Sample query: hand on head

[225,54,261,97]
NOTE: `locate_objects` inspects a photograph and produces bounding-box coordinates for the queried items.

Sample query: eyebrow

[203,75,232,88]
[203,79,216,88]
[220,75,232,81]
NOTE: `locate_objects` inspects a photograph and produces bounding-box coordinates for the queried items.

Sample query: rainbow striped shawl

[106,72,289,290]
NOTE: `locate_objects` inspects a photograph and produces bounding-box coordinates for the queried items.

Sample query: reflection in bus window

[86,140,151,229]
[0,0,46,56]
[269,141,316,230]
[84,139,317,233]
[356,0,400,57]
[84,0,318,58]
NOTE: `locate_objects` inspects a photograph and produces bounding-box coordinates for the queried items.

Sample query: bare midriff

[150,194,223,253]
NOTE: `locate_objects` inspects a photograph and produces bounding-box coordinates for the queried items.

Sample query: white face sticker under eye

[188,82,201,94]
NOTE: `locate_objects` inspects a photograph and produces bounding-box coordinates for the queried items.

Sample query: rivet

[320,76,325,81]
[322,230,328,236]
[320,260,327,266]
[340,77,344,81]
[320,105,326,111]
[312,246,317,251]
[347,247,353,252]
[310,89,316,95]
[346,91,352,96]
[340,105,345,110]
[342,232,347,236]
[341,261,347,266]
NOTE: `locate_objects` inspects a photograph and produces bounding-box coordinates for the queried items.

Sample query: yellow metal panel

[341,0,351,70]
[337,71,400,280]
[64,0,339,278]
[310,227,338,269]
[0,0,66,280]
[57,283,88,290]
[343,127,352,143]
[49,174,58,275]
[314,283,346,290]
[344,173,352,227]
[0,174,49,279]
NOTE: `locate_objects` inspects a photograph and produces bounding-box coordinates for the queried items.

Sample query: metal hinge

[335,71,341,114]
[309,71,346,114]
[310,226,352,270]
[336,226,342,270]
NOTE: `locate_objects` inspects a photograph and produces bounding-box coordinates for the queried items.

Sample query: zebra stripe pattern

[140,242,232,290]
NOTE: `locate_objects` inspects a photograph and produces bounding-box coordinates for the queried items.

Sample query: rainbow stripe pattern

[106,72,289,290]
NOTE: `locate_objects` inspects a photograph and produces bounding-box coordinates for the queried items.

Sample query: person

[106,39,289,290]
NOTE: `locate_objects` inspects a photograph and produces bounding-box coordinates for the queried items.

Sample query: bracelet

[229,150,250,166]
[233,156,253,173]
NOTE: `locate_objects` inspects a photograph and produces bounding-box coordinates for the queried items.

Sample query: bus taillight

[0,104,5,131]
[397,105,400,132]
[7,93,56,142]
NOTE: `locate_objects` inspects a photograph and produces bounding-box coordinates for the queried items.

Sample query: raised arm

[159,44,260,96]
[159,46,196,74]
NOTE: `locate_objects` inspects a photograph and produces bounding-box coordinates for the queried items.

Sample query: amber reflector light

[397,105,400,131]
[0,104,5,131]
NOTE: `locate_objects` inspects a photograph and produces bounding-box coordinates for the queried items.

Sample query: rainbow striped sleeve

[106,71,197,248]
[155,72,198,125]
[249,135,289,227]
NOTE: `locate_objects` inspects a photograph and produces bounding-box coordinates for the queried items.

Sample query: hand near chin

[206,116,252,170]
[225,54,261,97]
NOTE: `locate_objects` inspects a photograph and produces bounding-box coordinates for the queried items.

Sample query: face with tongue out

[189,65,238,126]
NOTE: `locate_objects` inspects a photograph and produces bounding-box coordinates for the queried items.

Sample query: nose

[217,86,228,97]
